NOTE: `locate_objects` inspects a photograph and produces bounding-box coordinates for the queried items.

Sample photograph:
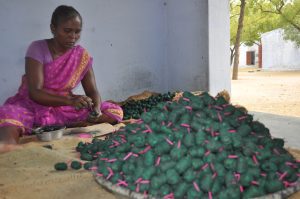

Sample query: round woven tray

[93,170,300,199]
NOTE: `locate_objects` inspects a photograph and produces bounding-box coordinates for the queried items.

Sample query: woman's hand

[87,106,102,123]
[70,95,94,110]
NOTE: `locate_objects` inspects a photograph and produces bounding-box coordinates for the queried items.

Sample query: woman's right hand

[70,95,94,110]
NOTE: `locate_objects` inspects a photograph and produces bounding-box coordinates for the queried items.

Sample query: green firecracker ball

[183,133,195,147]
[170,145,188,160]
[214,163,226,177]
[200,174,213,192]
[215,95,227,106]
[272,138,285,148]
[191,158,204,170]
[80,153,93,161]
[166,169,180,185]
[150,175,167,190]
[240,173,254,186]
[70,161,82,170]
[183,168,196,182]
[141,166,156,180]
[236,158,248,174]
[237,124,252,136]
[195,130,207,145]
[83,162,93,170]
[211,180,222,194]
[175,156,192,174]
[154,141,172,155]
[111,161,123,172]
[187,187,203,199]
[141,112,153,123]
[174,182,189,198]
[54,162,68,171]
[160,161,176,172]
[224,158,237,171]
[159,184,171,196]
[225,172,236,186]
[226,185,241,199]
[243,186,264,198]
[144,151,155,166]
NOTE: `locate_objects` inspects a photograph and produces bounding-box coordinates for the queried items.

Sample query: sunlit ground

[231,67,300,118]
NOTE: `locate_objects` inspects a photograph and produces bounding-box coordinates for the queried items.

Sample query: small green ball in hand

[89,110,102,118]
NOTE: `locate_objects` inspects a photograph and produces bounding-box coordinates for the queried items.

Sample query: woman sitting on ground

[0,5,123,151]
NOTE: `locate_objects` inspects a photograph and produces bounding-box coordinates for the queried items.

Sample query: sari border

[63,49,90,90]
[0,119,24,127]
[103,109,124,122]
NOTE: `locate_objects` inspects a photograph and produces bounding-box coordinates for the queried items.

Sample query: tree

[278,0,300,46]
[284,25,300,47]
[230,1,240,66]
[242,1,281,46]
[230,0,282,79]
[232,0,246,80]
[258,0,300,46]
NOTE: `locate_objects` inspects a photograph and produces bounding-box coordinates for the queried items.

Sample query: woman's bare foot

[0,126,22,153]
[0,143,23,153]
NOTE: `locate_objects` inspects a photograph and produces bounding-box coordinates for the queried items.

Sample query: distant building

[238,44,261,68]
[261,29,300,70]
[238,28,300,70]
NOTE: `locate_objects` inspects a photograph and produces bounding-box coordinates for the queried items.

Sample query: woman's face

[51,16,82,49]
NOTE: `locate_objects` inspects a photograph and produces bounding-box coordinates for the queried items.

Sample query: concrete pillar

[208,0,231,96]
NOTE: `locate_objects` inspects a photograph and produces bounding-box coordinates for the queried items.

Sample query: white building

[238,28,300,70]
[261,29,300,70]
[238,44,260,67]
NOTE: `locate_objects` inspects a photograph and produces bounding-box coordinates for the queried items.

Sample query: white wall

[208,0,230,96]
[166,0,209,92]
[0,0,230,104]
[0,0,165,103]
[262,29,300,70]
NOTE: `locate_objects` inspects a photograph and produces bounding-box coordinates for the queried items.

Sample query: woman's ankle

[0,126,21,144]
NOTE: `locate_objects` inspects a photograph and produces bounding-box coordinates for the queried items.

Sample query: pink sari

[0,45,123,135]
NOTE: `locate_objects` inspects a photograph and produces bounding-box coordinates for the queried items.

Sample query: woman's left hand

[87,107,102,123]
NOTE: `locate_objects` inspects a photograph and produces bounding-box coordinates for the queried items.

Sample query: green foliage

[257,0,300,46]
[230,0,281,47]
[282,0,300,46]
[283,25,300,46]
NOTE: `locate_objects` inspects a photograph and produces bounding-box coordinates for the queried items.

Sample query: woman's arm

[25,57,72,106]
[25,57,93,108]
[81,67,102,112]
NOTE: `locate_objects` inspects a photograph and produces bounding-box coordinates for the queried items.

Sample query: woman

[0,5,123,150]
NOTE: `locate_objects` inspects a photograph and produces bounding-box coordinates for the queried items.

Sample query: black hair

[51,5,82,27]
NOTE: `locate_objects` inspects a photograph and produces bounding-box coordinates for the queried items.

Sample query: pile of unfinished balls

[55,91,299,199]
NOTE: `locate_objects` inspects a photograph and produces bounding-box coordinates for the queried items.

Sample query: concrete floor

[251,111,300,149]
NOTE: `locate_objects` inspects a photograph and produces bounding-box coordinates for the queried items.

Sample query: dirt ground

[230,68,300,118]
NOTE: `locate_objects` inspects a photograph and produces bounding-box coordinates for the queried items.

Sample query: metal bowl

[34,125,66,142]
